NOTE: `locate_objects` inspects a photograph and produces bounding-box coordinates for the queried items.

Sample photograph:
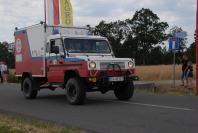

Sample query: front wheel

[65,78,86,105]
[22,78,38,99]
[114,81,134,101]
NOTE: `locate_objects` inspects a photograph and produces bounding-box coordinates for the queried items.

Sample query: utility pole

[173,49,176,88]
[196,0,198,96]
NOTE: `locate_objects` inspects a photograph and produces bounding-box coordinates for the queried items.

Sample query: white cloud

[0,0,196,45]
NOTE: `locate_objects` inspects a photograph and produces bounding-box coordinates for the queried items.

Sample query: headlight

[128,61,134,68]
[89,61,96,69]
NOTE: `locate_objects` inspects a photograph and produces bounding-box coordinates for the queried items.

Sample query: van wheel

[65,78,86,105]
[22,78,38,99]
[114,81,134,100]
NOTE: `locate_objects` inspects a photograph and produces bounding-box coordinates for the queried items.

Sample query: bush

[7,74,19,83]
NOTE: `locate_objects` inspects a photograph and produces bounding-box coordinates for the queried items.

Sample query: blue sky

[0,0,196,46]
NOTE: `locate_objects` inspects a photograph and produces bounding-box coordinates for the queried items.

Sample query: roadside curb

[134,82,155,89]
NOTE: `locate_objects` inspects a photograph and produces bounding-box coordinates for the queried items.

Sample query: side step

[40,83,64,90]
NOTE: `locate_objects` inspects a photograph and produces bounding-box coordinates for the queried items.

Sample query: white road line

[127,102,193,111]
[91,99,193,111]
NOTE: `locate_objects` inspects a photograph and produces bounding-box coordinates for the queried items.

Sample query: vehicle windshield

[64,38,111,54]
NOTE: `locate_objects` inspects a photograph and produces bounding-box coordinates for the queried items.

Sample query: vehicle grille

[100,62,125,70]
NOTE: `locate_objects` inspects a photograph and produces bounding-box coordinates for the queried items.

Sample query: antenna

[44,0,46,24]
[44,0,47,32]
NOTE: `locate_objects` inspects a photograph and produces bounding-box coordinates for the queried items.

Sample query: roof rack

[15,22,94,36]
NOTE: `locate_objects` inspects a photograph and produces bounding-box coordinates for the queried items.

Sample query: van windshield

[64,38,111,54]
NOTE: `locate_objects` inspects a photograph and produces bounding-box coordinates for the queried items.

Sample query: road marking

[90,99,193,111]
[128,102,193,111]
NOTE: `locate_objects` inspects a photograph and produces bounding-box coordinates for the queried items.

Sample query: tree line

[0,42,15,68]
[0,8,196,68]
[93,8,196,65]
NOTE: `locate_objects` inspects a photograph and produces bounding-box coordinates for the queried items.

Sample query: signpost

[176,31,187,38]
[169,37,180,88]
[169,38,180,50]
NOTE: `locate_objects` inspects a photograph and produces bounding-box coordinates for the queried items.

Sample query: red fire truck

[15,23,136,105]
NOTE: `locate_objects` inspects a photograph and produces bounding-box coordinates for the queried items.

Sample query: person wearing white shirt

[0,62,4,83]
[2,62,8,83]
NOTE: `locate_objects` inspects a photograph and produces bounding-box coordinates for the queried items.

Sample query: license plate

[109,77,124,82]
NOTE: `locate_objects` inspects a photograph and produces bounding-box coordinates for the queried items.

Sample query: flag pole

[44,0,47,24]
[196,0,198,96]
[44,0,47,32]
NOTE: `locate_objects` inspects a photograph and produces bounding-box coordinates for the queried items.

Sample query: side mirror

[51,46,59,54]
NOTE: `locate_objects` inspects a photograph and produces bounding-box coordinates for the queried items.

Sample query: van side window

[50,40,55,53]
[46,43,50,53]
[50,39,64,55]
[55,39,64,54]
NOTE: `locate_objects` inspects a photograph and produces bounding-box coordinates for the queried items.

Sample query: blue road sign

[169,37,180,50]
[176,31,187,38]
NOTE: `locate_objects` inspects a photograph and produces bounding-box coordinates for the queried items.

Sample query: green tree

[187,42,195,63]
[94,20,126,56]
[0,42,15,68]
[94,8,170,65]
[187,31,196,63]
[147,46,164,65]
[127,8,169,64]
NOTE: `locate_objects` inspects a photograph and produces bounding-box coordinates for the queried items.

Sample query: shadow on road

[36,93,121,106]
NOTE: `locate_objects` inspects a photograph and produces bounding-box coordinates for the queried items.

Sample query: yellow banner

[60,0,74,27]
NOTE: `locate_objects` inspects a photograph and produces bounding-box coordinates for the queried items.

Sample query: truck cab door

[47,38,65,83]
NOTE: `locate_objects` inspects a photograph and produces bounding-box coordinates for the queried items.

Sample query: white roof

[63,34,107,40]
[48,34,107,40]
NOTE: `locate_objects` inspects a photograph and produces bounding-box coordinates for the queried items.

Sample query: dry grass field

[136,64,196,81]
[9,65,196,82]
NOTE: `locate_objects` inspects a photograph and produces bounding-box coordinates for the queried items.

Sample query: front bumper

[93,75,133,93]
[86,74,134,88]
[97,75,133,85]
[86,69,134,87]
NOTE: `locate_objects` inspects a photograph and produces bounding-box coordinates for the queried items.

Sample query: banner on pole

[53,0,60,25]
[60,0,74,27]
[45,0,73,26]
[46,0,54,25]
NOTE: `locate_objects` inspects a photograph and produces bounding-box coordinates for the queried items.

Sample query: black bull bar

[97,63,132,84]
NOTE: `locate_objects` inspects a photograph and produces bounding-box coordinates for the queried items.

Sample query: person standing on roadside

[179,54,189,86]
[2,62,8,83]
[0,62,3,83]
[186,61,193,89]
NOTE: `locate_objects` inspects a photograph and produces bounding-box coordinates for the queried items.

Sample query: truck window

[50,40,55,53]
[64,39,111,54]
[46,43,50,53]
[50,39,64,55]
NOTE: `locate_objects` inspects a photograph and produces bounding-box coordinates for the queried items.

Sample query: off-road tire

[114,81,134,100]
[65,78,86,105]
[22,78,38,99]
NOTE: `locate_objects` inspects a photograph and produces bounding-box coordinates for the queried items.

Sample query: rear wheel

[114,81,134,100]
[65,78,86,105]
[22,78,38,99]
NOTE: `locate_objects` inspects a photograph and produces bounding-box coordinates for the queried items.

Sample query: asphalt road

[0,83,198,133]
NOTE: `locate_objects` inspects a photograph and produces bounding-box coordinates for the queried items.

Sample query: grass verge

[136,64,196,81]
[0,112,83,133]
[135,85,196,96]
[7,74,19,83]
